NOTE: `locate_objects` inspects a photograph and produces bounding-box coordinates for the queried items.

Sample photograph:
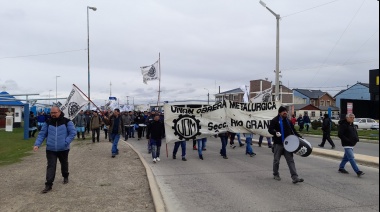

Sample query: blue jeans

[197,138,207,156]
[339,148,360,173]
[246,137,253,154]
[236,133,242,145]
[111,133,120,155]
[220,136,228,156]
[173,141,186,157]
[151,139,162,159]
[129,126,135,138]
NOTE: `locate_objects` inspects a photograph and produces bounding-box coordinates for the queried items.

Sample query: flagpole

[157,52,161,111]
[73,84,103,115]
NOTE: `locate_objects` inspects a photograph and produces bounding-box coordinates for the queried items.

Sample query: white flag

[59,85,89,120]
[251,87,272,103]
[141,60,159,84]
[240,85,250,103]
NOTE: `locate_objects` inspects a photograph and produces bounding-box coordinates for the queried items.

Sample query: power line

[0,49,87,60]
[307,0,367,85]
[282,0,340,18]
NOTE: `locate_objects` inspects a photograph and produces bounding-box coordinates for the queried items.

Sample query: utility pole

[126,96,129,105]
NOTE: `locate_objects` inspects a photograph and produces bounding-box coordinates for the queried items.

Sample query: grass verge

[0,128,35,167]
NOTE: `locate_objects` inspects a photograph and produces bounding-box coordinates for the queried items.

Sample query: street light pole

[55,76,60,104]
[49,89,52,106]
[126,96,129,105]
[204,88,210,105]
[259,0,280,101]
[87,6,97,109]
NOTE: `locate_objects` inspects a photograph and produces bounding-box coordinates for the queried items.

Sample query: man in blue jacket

[33,106,76,193]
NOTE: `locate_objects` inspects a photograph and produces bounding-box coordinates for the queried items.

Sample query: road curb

[124,141,166,212]
[249,139,379,168]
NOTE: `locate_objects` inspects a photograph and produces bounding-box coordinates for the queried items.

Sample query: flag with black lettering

[59,85,89,120]
[141,60,159,84]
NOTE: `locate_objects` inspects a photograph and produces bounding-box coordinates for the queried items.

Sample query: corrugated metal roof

[293,89,326,99]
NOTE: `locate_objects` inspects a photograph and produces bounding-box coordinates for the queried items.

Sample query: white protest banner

[59,85,89,120]
[164,100,279,143]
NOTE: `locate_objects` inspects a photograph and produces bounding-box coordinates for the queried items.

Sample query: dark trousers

[104,129,108,139]
[321,131,335,147]
[124,126,130,139]
[273,144,298,180]
[137,127,143,139]
[92,128,100,142]
[229,133,236,145]
[45,150,70,186]
[220,136,228,157]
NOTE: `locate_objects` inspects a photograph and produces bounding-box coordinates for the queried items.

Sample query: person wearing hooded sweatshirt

[318,114,336,149]
[268,106,304,184]
[33,106,76,193]
[338,113,365,177]
[73,110,87,140]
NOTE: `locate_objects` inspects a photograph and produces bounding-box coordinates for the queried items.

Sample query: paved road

[280,135,379,157]
[128,137,379,212]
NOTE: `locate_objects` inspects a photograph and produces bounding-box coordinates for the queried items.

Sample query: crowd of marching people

[31,105,365,193]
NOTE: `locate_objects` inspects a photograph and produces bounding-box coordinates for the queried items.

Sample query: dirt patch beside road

[0,136,154,212]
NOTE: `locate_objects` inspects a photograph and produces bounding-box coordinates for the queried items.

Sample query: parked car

[318,116,340,125]
[353,118,379,130]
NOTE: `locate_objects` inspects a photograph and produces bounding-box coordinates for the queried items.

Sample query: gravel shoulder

[0,135,154,212]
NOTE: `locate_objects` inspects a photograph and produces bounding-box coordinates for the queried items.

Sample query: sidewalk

[0,137,155,212]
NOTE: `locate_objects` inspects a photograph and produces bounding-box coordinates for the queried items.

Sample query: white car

[353,118,379,130]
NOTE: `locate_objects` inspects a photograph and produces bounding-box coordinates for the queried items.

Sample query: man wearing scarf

[268,106,304,184]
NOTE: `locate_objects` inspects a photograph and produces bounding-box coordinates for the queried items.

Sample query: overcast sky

[1,0,378,106]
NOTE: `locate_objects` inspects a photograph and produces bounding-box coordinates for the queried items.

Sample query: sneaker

[199,155,203,160]
[338,168,349,174]
[223,156,228,159]
[292,178,304,184]
[318,144,323,148]
[63,177,69,184]
[331,146,335,149]
[258,144,261,147]
[156,157,160,162]
[268,145,273,148]
[356,171,365,177]
[273,176,281,181]
[193,146,198,150]
[172,155,176,159]
[202,148,206,151]
[232,145,236,149]
[41,185,52,193]
[182,157,187,161]
[111,154,116,158]
[239,143,244,147]
[153,158,157,163]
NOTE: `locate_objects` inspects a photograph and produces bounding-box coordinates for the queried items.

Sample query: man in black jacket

[146,114,165,163]
[338,113,364,177]
[318,114,336,149]
[268,106,304,184]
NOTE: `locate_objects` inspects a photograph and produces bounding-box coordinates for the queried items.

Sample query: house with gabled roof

[334,82,370,108]
[293,89,336,108]
[215,88,244,103]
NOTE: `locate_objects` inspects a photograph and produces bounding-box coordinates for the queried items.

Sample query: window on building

[320,100,324,106]
[327,100,331,106]
[311,100,315,105]
[311,111,316,117]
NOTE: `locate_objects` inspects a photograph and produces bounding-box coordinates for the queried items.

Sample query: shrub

[311,120,321,130]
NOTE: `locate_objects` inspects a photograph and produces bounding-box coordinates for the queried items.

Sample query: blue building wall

[335,84,370,108]
[293,90,310,104]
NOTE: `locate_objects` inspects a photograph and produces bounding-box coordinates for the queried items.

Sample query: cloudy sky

[1,0,378,106]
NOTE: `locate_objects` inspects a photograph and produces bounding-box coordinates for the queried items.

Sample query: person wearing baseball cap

[268,106,304,184]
